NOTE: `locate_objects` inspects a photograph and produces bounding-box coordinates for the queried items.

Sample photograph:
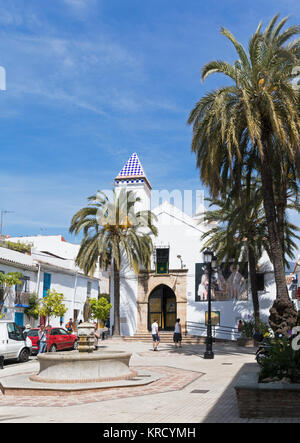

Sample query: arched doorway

[148,285,176,331]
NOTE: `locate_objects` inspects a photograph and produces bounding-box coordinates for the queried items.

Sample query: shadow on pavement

[154,343,257,358]
[201,362,259,423]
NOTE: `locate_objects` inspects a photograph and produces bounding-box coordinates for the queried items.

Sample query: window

[87,281,92,295]
[27,330,38,337]
[155,248,170,275]
[255,273,265,291]
[15,276,30,294]
[7,322,24,341]
[43,273,51,298]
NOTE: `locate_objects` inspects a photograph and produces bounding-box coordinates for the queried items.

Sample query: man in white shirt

[151,319,160,351]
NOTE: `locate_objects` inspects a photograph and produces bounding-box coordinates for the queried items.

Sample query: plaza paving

[0,339,300,423]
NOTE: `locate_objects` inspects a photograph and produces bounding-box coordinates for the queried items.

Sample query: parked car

[0,320,32,363]
[27,327,78,354]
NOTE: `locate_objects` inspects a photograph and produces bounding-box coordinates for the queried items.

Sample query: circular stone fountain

[29,350,137,384]
[29,322,137,384]
[0,322,162,395]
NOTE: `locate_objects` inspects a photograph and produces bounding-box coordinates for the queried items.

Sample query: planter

[235,372,300,418]
[237,337,255,347]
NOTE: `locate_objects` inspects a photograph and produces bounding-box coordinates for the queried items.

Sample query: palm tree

[70,188,158,336]
[201,180,300,327]
[188,15,300,335]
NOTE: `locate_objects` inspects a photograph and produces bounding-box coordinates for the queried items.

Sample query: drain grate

[191,389,209,394]
[222,363,233,365]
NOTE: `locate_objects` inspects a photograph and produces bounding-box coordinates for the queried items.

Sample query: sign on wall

[205,311,220,326]
[195,263,248,302]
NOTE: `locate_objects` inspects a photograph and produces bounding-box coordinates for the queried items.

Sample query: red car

[27,327,78,354]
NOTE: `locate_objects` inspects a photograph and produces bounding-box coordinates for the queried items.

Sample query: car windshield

[27,330,38,337]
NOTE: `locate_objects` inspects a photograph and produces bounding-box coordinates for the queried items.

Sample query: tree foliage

[34,289,67,326]
[188,14,300,334]
[90,297,112,322]
[70,188,158,335]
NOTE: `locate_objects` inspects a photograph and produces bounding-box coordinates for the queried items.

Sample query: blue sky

[0,0,300,253]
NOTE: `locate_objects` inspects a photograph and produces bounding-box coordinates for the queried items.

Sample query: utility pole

[0,210,14,236]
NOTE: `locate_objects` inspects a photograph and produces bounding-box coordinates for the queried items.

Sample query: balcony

[14,292,30,307]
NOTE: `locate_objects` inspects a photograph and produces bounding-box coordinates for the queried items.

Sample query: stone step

[122,334,206,344]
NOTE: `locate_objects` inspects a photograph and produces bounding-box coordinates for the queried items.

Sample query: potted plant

[237,317,269,347]
[237,318,255,347]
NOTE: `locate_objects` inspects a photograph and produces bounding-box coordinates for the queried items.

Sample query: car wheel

[18,348,30,363]
[49,344,57,352]
[73,340,78,350]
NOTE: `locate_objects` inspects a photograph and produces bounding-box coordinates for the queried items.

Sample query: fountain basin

[29,351,137,384]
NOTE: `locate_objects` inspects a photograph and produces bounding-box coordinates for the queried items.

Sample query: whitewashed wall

[0,260,37,324]
[117,202,279,338]
[0,246,100,328]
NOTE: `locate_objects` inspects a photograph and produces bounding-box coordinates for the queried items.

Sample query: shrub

[259,336,300,383]
[240,317,269,338]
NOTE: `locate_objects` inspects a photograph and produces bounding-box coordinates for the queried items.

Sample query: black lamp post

[203,248,217,360]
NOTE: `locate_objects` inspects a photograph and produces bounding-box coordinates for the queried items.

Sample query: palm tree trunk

[260,143,297,335]
[113,260,120,336]
[277,201,286,263]
[260,147,287,299]
[248,247,260,328]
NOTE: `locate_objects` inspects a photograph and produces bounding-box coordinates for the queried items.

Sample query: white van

[0,320,32,363]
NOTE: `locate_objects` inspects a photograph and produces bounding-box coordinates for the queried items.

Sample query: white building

[0,236,102,328]
[111,153,282,339]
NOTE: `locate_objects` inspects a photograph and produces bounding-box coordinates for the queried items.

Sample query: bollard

[0,355,4,369]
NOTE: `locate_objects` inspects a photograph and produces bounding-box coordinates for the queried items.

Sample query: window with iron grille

[87,281,92,295]
[15,276,30,294]
[155,248,169,275]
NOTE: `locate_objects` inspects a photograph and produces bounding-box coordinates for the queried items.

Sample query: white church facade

[111,153,282,339]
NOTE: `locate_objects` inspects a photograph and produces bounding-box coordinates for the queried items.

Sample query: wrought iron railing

[185,321,240,340]
[14,292,30,306]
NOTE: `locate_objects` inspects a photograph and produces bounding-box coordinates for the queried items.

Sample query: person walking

[173,318,182,348]
[38,324,47,354]
[65,318,73,332]
[151,319,160,351]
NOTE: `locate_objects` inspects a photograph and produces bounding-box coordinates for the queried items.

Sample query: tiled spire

[115,153,151,189]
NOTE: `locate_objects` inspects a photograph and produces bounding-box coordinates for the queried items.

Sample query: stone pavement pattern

[1,340,300,423]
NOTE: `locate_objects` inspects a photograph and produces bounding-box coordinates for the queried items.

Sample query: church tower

[114,153,151,212]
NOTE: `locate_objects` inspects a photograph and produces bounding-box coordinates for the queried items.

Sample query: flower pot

[237,337,255,347]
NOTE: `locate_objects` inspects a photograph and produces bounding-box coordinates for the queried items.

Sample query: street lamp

[203,248,217,360]
[177,255,183,269]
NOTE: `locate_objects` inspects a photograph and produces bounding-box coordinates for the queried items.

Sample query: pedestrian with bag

[38,324,47,354]
[65,318,73,332]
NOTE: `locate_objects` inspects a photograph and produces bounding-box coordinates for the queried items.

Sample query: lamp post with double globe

[203,248,217,360]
